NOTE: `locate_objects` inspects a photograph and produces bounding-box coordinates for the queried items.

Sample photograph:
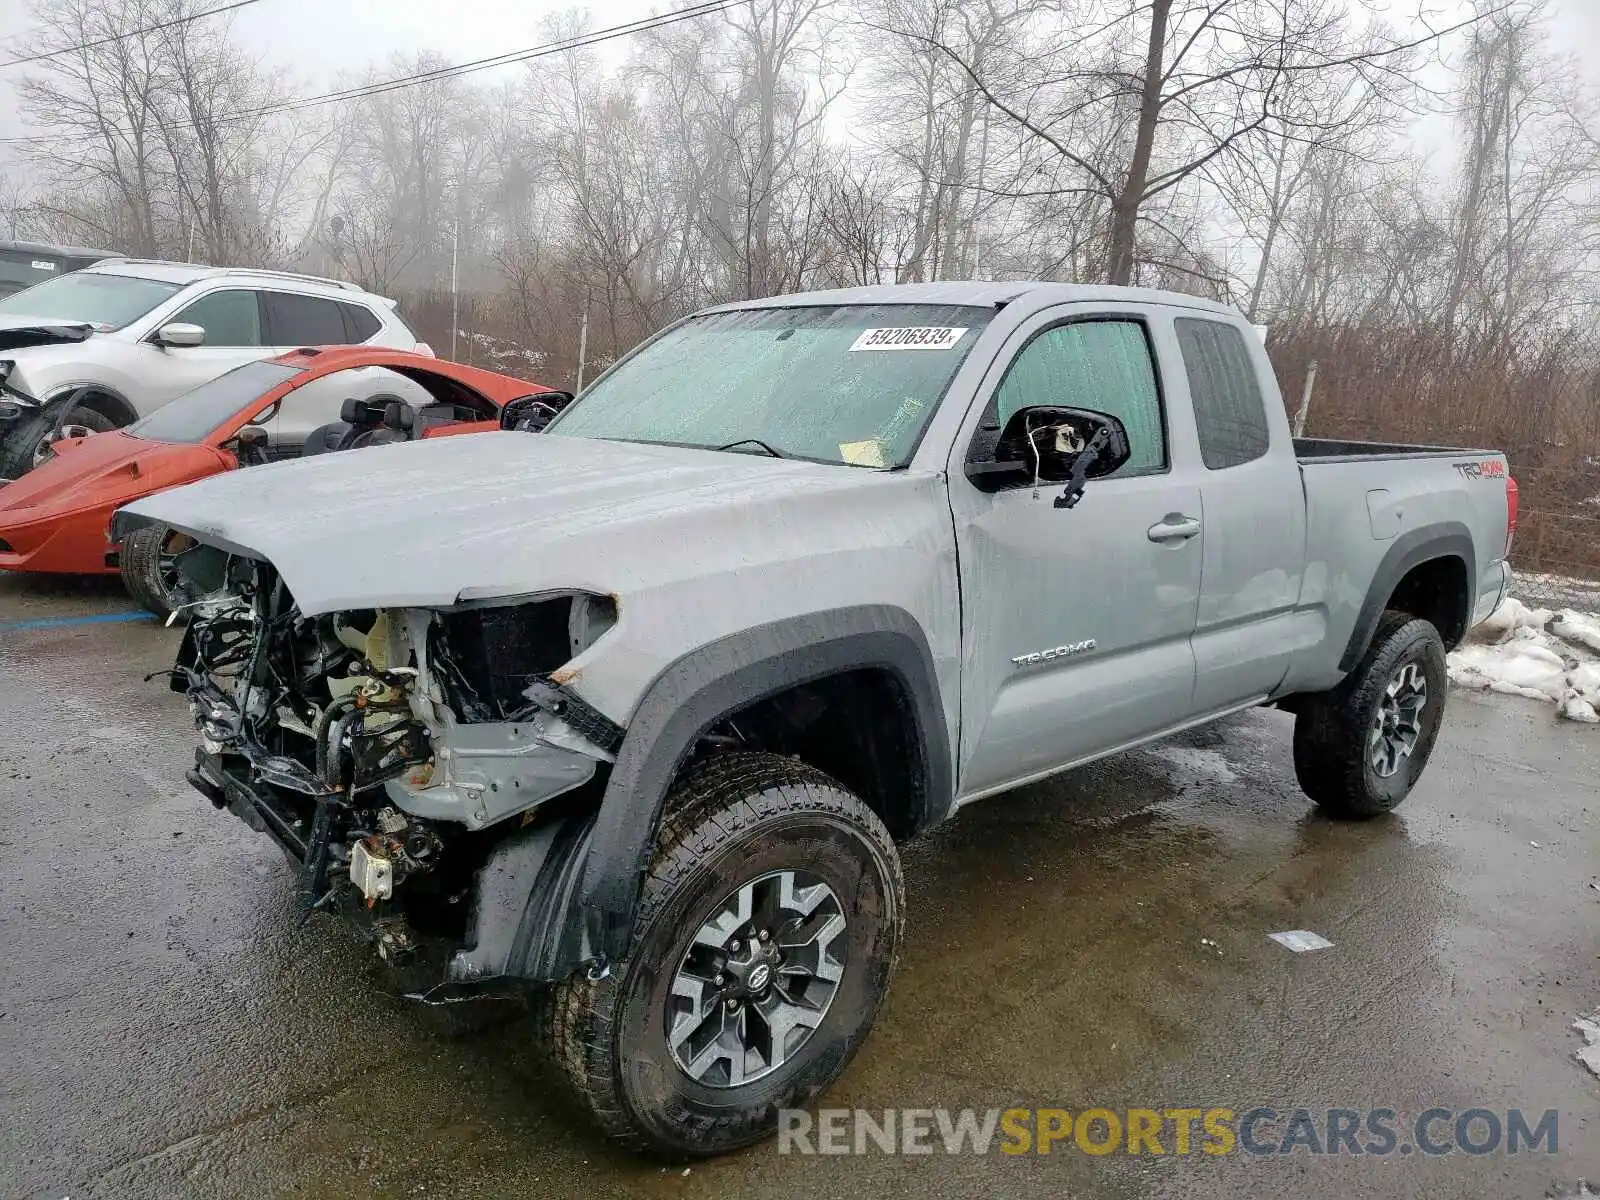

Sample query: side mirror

[501,391,573,433]
[965,406,1132,508]
[155,322,205,348]
[225,426,270,462]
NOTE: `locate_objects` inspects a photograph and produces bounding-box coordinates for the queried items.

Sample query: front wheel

[119,523,199,620]
[537,751,904,1156]
[1293,611,1448,818]
[0,403,116,480]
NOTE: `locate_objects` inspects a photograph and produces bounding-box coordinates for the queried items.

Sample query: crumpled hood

[0,313,96,351]
[116,432,921,615]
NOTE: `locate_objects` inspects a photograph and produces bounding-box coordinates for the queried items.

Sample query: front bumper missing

[185,746,596,991]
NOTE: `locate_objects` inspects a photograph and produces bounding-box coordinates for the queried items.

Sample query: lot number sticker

[848,327,967,352]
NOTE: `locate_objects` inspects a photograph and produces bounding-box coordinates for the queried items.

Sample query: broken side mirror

[501,391,574,433]
[965,406,1132,508]
[225,424,269,462]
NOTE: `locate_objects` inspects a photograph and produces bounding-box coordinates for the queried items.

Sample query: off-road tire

[535,751,904,1157]
[0,404,115,480]
[1293,611,1448,818]
[120,523,191,620]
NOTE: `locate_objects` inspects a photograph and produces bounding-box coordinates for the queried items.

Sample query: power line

[247,0,743,118]
[1,0,263,70]
[0,0,742,146]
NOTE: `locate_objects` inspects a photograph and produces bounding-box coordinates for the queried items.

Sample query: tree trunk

[1106,0,1171,285]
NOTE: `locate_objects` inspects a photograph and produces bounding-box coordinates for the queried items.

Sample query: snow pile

[458,330,550,370]
[1449,596,1600,723]
[1574,1010,1600,1078]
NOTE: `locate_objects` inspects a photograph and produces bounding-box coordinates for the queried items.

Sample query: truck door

[949,308,1203,800]
[1171,317,1307,711]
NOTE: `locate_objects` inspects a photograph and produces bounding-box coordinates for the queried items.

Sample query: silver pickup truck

[116,281,1514,1156]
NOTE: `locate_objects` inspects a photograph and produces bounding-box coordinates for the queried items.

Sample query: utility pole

[1292,360,1319,437]
[575,298,590,394]
[449,213,460,362]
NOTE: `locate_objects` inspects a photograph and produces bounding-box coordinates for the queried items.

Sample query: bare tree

[881,0,1472,285]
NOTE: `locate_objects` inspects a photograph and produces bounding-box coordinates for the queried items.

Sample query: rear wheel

[0,403,115,480]
[536,751,904,1156]
[120,523,198,620]
[1293,611,1448,818]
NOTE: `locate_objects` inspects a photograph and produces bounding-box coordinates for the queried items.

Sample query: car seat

[302,393,414,455]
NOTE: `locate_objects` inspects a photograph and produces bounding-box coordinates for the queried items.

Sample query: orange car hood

[0,431,222,517]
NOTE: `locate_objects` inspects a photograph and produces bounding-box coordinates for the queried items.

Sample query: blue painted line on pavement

[0,610,151,632]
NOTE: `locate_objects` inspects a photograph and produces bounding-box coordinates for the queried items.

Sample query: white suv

[0,259,427,479]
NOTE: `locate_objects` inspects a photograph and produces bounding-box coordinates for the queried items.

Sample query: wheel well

[1385,555,1469,648]
[54,387,137,427]
[703,668,928,841]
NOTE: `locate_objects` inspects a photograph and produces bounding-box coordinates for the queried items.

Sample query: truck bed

[1277,440,1511,697]
[1294,437,1491,462]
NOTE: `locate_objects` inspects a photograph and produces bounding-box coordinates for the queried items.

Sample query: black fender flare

[1339,522,1476,673]
[560,605,954,970]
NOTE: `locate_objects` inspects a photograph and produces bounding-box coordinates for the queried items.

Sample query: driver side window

[171,289,263,347]
[993,319,1166,476]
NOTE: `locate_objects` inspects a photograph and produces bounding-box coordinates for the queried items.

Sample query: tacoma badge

[1011,640,1096,668]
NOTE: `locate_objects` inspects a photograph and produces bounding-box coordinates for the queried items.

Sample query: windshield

[0,252,67,298]
[0,271,182,330]
[128,361,304,444]
[549,303,993,467]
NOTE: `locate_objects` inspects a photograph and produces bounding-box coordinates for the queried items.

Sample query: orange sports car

[0,346,555,615]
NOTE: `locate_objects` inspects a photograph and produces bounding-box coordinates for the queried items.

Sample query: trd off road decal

[848,327,968,352]
[1453,460,1506,480]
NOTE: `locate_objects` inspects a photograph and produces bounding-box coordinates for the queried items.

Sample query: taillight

[1505,473,1518,557]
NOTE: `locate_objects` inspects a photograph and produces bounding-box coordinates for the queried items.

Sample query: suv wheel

[537,751,904,1156]
[0,403,116,479]
[1292,611,1448,818]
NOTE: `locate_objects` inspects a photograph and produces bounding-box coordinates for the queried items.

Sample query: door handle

[1147,515,1201,543]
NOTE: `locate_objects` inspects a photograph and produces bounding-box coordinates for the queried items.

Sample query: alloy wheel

[666,869,847,1088]
[1369,661,1429,779]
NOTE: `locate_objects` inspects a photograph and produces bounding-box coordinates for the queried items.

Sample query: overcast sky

[2,0,1597,175]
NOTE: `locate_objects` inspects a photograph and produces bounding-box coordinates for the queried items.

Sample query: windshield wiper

[715,437,790,459]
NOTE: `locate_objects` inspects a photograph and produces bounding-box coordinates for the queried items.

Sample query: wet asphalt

[1,572,1597,1200]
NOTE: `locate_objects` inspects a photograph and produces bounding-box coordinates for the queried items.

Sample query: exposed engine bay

[172,552,620,979]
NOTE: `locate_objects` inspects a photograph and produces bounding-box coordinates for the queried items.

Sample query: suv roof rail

[214,267,363,292]
[90,258,363,292]
[91,256,197,269]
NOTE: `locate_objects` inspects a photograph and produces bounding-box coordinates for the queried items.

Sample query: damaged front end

[173,551,622,995]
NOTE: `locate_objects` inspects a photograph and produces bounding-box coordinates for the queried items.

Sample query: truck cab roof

[706,279,1243,318]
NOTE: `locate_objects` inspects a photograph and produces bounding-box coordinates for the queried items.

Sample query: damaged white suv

[115,281,1512,1156]
[0,259,423,480]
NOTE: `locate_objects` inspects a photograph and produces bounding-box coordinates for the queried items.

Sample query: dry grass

[1270,326,1600,581]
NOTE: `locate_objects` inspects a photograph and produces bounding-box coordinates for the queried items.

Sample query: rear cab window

[1174,318,1271,470]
